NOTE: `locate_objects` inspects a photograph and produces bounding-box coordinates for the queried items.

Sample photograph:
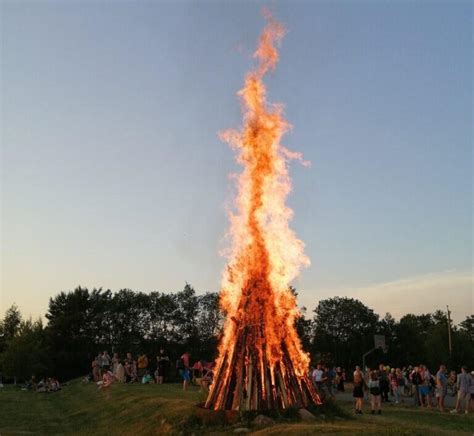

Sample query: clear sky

[1,0,472,323]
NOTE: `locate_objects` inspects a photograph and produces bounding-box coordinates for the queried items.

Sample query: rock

[298,408,316,422]
[252,414,275,426]
[233,428,250,433]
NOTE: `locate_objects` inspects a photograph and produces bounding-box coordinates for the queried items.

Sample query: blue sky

[1,0,472,322]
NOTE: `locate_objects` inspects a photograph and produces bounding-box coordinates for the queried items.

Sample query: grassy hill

[0,380,472,435]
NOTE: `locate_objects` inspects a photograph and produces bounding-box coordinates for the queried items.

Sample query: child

[97,368,115,390]
[142,370,153,384]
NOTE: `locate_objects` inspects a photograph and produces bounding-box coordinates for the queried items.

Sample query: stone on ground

[298,408,317,422]
[252,414,275,426]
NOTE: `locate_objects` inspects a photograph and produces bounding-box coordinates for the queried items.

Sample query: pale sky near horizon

[1,1,472,324]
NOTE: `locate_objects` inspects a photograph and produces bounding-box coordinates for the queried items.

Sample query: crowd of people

[310,363,474,415]
[86,349,214,393]
[24,375,61,393]
[22,349,474,419]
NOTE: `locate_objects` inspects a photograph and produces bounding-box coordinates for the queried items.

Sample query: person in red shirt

[179,352,191,391]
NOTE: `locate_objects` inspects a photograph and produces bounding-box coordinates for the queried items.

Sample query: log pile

[205,318,321,411]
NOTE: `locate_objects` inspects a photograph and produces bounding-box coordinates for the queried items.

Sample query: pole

[362,348,376,373]
[446,305,452,356]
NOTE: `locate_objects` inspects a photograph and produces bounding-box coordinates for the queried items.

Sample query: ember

[205,11,321,411]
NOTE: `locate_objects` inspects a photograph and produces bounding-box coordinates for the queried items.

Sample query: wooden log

[245,356,253,411]
[264,363,272,409]
[231,328,247,410]
[277,369,289,408]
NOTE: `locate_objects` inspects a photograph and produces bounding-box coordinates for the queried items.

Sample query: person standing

[436,364,448,412]
[469,371,474,412]
[420,365,432,408]
[179,351,191,391]
[156,348,169,384]
[451,366,472,414]
[411,366,422,407]
[311,363,324,394]
[336,367,345,392]
[326,366,336,397]
[378,364,389,403]
[353,366,365,414]
[396,368,406,403]
[368,370,382,415]
[389,368,399,404]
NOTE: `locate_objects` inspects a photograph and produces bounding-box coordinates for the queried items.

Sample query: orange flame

[207,11,317,410]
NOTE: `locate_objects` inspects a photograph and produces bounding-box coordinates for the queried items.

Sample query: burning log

[205,11,321,412]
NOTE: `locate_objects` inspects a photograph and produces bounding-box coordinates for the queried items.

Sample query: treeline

[0,286,472,382]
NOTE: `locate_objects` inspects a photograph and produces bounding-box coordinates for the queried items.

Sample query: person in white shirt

[311,363,324,394]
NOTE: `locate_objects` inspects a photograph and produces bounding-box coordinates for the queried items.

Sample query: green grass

[0,380,472,435]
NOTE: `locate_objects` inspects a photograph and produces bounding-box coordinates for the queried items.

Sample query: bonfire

[205,11,321,411]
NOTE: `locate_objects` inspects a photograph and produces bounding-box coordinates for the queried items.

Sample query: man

[353,366,365,414]
[435,364,447,412]
[326,366,336,397]
[179,351,191,391]
[311,363,324,394]
[451,366,472,414]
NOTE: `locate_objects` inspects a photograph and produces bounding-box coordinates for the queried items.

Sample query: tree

[1,304,22,340]
[45,287,112,380]
[392,313,433,366]
[295,306,313,353]
[0,319,52,381]
[312,297,379,370]
[459,315,474,342]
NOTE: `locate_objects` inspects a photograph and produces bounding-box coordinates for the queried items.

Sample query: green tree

[46,287,112,380]
[391,313,432,366]
[0,318,52,381]
[459,315,474,341]
[1,304,22,340]
[312,297,379,370]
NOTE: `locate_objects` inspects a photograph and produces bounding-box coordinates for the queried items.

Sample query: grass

[0,380,472,435]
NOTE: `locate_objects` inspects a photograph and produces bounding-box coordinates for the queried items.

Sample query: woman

[336,367,345,392]
[353,366,365,414]
[112,353,120,376]
[419,365,431,408]
[396,368,406,403]
[156,348,169,384]
[368,370,382,414]
[92,356,100,382]
[115,361,125,383]
[389,368,399,404]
